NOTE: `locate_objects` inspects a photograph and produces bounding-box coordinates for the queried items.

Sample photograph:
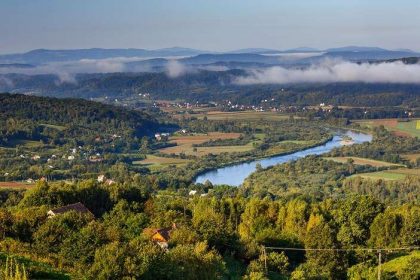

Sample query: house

[31,155,41,160]
[189,190,197,196]
[47,202,93,218]
[144,223,177,249]
[97,174,106,182]
[68,155,75,160]
[89,155,103,162]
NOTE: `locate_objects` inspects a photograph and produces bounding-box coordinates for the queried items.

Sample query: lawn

[325,156,404,167]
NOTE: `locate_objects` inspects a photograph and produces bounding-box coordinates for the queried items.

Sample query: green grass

[350,168,420,181]
[353,118,420,138]
[0,252,71,280]
[349,251,420,279]
[39,123,67,131]
[133,155,191,171]
[395,120,420,138]
[7,139,44,148]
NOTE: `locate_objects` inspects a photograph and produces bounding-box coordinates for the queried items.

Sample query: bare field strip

[0,182,35,189]
[325,157,404,167]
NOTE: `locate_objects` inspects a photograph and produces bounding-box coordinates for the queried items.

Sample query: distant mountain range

[0,47,207,64]
[0,46,418,64]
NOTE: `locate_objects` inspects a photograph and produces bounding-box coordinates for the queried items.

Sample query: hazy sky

[1,0,420,54]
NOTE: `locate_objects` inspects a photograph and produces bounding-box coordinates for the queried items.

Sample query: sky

[1,0,420,54]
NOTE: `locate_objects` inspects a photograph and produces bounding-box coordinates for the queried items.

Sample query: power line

[263,246,419,280]
[264,246,420,252]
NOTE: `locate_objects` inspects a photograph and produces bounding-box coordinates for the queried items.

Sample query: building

[144,223,177,249]
[97,174,106,182]
[47,202,93,218]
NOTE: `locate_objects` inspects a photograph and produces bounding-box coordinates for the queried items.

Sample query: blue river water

[194,130,372,186]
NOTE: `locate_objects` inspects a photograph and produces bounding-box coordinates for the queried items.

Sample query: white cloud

[233,60,420,84]
[165,60,188,78]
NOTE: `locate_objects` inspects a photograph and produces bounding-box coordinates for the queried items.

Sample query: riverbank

[192,135,334,184]
[194,130,372,186]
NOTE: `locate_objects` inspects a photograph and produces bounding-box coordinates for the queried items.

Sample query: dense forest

[0,93,162,144]
[0,177,418,279]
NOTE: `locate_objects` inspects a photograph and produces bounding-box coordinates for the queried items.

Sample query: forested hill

[3,72,420,107]
[0,93,161,145]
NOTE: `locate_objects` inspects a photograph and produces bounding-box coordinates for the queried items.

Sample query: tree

[88,240,166,280]
[166,242,226,280]
[33,211,92,254]
[305,213,347,279]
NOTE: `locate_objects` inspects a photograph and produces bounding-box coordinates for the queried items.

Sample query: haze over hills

[0,46,418,66]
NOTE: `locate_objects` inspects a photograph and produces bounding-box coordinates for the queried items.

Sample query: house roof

[154,227,172,241]
[49,202,92,216]
[144,224,177,242]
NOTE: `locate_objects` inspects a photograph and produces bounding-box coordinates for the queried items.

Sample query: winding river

[194,130,372,186]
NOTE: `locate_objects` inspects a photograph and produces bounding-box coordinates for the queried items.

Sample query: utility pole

[377,250,382,280]
[262,246,268,274]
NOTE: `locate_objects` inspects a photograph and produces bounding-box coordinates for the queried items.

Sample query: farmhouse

[47,202,93,218]
[144,223,177,249]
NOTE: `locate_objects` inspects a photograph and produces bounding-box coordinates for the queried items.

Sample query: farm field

[158,132,253,156]
[325,156,404,167]
[350,168,420,181]
[353,118,420,137]
[0,181,35,189]
[133,155,191,171]
[402,153,420,163]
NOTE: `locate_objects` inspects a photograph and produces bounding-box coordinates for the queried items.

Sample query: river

[194,130,372,186]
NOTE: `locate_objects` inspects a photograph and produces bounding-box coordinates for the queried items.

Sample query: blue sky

[1,0,419,53]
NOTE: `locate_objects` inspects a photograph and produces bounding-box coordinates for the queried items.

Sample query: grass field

[353,118,420,137]
[325,157,404,167]
[0,181,35,189]
[350,168,420,181]
[134,155,191,170]
[158,132,249,156]
[40,123,67,131]
[6,139,44,148]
